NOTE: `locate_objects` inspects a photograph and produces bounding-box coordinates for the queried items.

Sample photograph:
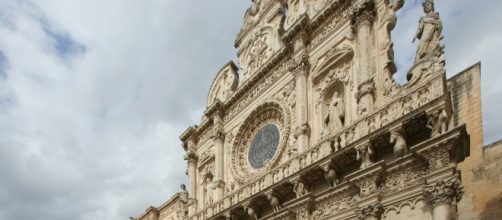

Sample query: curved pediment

[311,45,354,83]
[206,61,239,107]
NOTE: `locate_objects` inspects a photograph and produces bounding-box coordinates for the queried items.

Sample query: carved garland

[230,101,291,184]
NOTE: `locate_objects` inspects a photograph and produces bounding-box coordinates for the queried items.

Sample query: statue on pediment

[242,0,262,32]
[413,0,443,63]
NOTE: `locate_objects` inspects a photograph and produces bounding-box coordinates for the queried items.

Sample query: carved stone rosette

[230,101,291,184]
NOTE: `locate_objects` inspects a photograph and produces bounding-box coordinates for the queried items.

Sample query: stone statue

[293,180,308,197]
[390,130,408,158]
[427,109,449,137]
[324,91,345,134]
[324,165,339,187]
[179,184,189,203]
[244,205,258,220]
[376,0,404,95]
[267,194,282,212]
[357,144,375,169]
[204,177,214,206]
[413,0,443,63]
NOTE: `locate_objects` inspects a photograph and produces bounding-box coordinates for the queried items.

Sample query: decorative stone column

[212,111,226,201]
[184,140,198,200]
[352,3,376,116]
[424,176,464,220]
[292,50,311,153]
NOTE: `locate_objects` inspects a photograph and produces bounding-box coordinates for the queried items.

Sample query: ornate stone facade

[133,0,499,219]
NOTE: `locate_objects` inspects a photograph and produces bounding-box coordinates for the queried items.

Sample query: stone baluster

[352,2,376,117]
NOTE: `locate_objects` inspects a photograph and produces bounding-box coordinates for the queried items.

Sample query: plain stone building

[133,0,501,219]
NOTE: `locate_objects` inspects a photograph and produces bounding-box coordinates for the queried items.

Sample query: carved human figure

[293,180,308,197]
[357,144,375,169]
[243,0,261,26]
[324,165,339,187]
[179,184,189,203]
[413,0,443,63]
[390,130,408,158]
[267,194,282,212]
[376,0,404,95]
[324,91,345,134]
[427,109,449,137]
[244,205,258,220]
[204,177,214,206]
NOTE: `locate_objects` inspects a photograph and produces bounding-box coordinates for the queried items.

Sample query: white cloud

[0,0,500,220]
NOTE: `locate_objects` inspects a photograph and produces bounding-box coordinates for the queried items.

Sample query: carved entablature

[207,62,239,108]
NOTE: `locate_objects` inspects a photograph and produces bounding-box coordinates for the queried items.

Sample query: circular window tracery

[248,124,280,169]
[230,101,291,184]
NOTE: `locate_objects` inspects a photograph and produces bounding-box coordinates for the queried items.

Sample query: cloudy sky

[0,0,500,219]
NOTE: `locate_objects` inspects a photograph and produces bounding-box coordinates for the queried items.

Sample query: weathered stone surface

[132,1,498,220]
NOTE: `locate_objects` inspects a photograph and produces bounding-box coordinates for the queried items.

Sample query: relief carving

[323,164,340,187]
[427,109,449,138]
[357,144,375,169]
[424,175,464,207]
[293,179,308,197]
[267,193,283,212]
[389,129,408,158]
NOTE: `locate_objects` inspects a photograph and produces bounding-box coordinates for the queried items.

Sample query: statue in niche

[323,91,345,135]
[376,0,404,95]
[356,144,375,169]
[204,176,214,207]
[412,0,443,63]
[427,109,449,137]
[179,184,189,203]
[390,130,408,158]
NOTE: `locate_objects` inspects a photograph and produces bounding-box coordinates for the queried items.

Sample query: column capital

[350,0,376,32]
[290,50,310,77]
[211,129,225,142]
[184,150,198,164]
[424,175,464,207]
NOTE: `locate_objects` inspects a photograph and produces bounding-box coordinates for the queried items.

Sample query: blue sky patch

[39,18,86,59]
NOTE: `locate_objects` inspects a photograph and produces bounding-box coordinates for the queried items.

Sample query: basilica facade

[133,0,501,220]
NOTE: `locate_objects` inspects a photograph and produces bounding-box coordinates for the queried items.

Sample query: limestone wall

[448,63,502,220]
